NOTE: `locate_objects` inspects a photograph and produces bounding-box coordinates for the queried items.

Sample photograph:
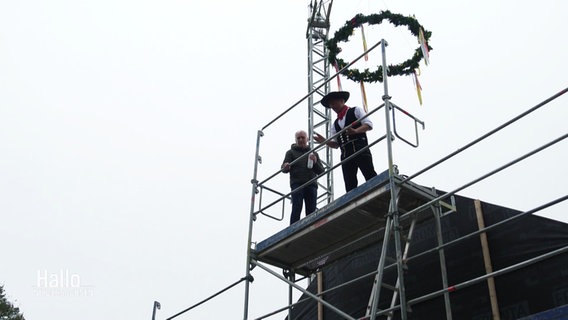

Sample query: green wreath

[326,10,432,83]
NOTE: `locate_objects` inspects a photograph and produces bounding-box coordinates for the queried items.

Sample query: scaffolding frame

[161,4,568,320]
[243,78,568,319]
[245,33,403,316]
[240,10,568,317]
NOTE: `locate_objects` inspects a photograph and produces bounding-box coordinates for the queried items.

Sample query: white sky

[1,0,566,319]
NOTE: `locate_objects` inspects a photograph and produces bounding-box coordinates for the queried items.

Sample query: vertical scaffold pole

[369,39,409,320]
[432,192,453,320]
[382,38,410,320]
[243,130,263,320]
[288,272,295,320]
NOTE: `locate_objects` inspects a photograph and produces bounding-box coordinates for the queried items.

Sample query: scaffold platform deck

[252,169,439,276]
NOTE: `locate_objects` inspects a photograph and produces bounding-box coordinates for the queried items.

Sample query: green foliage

[326,10,433,83]
[0,285,25,320]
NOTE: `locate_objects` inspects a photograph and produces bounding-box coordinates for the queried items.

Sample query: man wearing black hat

[314,91,377,192]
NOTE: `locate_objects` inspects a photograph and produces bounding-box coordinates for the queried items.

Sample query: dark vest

[334,107,368,155]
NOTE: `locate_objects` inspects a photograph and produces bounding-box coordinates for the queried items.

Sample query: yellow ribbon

[360,81,368,112]
[413,69,423,105]
[361,24,368,61]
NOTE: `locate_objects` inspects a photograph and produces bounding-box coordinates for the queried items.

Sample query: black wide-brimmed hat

[321,91,350,108]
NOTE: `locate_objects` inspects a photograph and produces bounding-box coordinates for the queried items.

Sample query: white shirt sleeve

[354,106,373,129]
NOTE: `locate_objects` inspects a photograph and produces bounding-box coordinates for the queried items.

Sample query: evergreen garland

[326,11,432,83]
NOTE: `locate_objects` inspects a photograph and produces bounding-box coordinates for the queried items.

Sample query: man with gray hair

[281,130,325,225]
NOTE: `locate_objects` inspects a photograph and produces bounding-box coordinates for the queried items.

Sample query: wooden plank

[475,199,501,320]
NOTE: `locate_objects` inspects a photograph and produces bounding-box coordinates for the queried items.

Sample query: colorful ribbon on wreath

[413,69,423,105]
[418,27,430,66]
[360,81,368,112]
[361,24,368,61]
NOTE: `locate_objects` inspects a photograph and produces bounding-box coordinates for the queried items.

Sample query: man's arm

[281,151,292,173]
[314,132,339,149]
[353,107,373,131]
[346,123,371,136]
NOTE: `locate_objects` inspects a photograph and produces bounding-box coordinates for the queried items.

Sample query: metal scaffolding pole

[242,130,263,320]
[307,0,334,204]
[368,39,409,320]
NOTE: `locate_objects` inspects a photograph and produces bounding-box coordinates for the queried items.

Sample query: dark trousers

[341,148,377,192]
[290,183,318,225]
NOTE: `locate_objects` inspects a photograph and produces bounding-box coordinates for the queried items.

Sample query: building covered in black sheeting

[287,193,568,320]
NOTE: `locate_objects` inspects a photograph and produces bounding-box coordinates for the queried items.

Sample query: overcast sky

[1,0,567,319]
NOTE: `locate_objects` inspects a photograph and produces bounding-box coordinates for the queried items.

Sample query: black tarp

[287,194,568,320]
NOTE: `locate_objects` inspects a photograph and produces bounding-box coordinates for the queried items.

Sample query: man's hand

[282,162,291,172]
[313,132,325,143]
[346,127,358,136]
[314,132,339,149]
